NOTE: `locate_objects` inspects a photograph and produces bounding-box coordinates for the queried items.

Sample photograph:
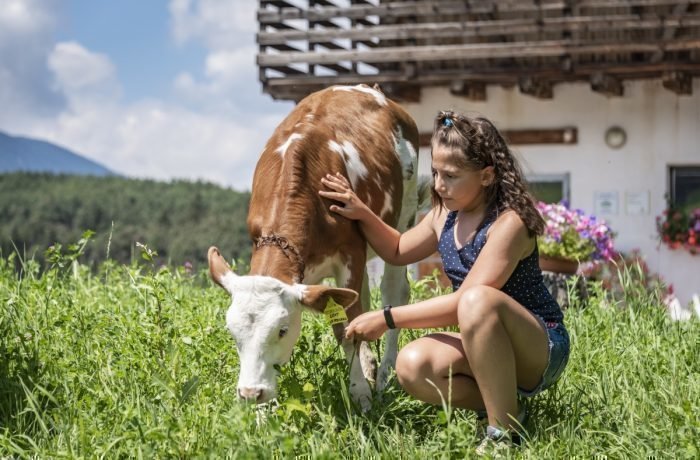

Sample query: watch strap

[383,304,396,329]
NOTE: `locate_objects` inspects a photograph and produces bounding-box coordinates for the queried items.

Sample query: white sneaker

[474,405,527,456]
[475,426,514,456]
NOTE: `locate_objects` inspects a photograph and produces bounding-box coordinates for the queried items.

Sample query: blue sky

[56,1,207,103]
[0,0,293,189]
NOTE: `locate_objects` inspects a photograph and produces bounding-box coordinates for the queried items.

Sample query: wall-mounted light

[605,126,627,149]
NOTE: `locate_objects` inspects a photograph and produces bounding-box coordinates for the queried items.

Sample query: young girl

[319,111,570,452]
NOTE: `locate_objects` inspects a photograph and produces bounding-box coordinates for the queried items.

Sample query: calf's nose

[238,387,264,402]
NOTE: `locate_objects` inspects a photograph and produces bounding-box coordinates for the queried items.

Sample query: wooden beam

[257,38,700,67]
[260,61,700,85]
[419,128,578,147]
[503,128,578,145]
[651,2,691,63]
[258,0,695,23]
[260,0,298,8]
[449,81,487,100]
[662,71,693,95]
[267,43,303,52]
[590,72,624,96]
[518,77,553,99]
[258,16,700,46]
[264,65,307,76]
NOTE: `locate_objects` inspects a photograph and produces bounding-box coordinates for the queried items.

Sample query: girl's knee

[395,341,433,389]
[458,285,501,335]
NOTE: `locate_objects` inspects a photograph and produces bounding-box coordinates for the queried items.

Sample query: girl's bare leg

[395,284,549,431]
[395,332,485,410]
[458,285,548,430]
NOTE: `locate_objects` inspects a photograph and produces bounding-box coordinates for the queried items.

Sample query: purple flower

[537,200,616,261]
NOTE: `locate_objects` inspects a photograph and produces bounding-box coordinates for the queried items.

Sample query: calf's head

[208,247,357,403]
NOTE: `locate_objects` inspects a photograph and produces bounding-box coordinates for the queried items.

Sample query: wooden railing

[257,0,700,101]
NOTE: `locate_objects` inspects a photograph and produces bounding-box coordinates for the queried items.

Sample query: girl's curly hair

[430,110,545,236]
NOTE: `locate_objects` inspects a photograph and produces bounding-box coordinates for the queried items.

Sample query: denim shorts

[518,322,570,397]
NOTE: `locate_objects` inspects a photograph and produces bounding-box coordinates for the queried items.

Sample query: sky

[0,0,294,190]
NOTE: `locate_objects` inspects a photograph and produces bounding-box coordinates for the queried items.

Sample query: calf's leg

[377,262,409,392]
[334,250,373,412]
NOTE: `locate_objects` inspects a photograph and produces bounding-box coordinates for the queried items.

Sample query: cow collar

[254,234,306,282]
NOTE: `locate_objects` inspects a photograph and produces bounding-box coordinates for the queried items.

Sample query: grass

[0,248,698,458]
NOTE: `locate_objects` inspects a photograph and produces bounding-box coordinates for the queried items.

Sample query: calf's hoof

[359,341,377,385]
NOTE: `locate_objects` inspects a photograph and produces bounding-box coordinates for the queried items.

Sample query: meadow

[1,242,698,459]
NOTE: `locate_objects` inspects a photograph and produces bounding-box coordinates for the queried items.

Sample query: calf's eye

[279,327,288,338]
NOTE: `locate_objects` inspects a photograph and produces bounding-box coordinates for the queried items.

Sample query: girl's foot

[474,404,527,456]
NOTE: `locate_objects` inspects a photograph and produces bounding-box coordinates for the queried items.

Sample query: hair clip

[442,117,454,127]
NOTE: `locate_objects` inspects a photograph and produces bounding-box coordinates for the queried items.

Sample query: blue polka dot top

[438,211,564,324]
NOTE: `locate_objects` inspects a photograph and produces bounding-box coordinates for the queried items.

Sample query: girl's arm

[345,210,534,340]
[319,173,440,266]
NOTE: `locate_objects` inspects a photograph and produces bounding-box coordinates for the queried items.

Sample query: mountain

[0,131,114,176]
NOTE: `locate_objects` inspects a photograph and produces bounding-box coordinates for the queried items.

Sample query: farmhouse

[256,0,700,306]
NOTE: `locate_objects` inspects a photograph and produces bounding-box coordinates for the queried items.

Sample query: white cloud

[0,0,64,128]
[26,97,285,188]
[0,0,54,36]
[168,0,289,118]
[48,41,122,110]
[169,0,257,48]
[173,44,269,115]
[0,0,294,190]
[205,47,256,82]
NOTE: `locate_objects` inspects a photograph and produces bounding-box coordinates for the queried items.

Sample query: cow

[208,84,419,411]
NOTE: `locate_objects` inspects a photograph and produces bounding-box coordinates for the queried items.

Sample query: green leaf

[179,376,200,405]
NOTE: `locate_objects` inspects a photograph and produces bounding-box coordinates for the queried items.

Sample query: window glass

[528,174,569,204]
[671,166,700,211]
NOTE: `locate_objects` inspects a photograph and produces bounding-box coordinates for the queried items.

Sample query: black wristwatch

[383,304,396,329]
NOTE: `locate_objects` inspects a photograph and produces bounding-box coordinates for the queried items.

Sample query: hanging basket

[539,255,579,275]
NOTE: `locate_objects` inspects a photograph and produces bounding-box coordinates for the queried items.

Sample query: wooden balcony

[257,0,700,102]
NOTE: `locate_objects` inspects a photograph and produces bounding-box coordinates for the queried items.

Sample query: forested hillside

[0,173,251,268]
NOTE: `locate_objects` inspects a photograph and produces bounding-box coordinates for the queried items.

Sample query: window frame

[669,165,700,210]
[527,173,570,204]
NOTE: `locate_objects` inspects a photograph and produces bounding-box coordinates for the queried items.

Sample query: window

[528,173,570,204]
[670,166,700,211]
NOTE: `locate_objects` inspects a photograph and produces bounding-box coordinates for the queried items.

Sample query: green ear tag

[323,298,348,325]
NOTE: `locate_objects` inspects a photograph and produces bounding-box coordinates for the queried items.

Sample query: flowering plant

[580,249,672,305]
[656,207,700,255]
[536,201,616,262]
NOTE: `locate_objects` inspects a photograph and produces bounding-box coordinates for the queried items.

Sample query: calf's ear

[208,246,236,294]
[295,285,358,313]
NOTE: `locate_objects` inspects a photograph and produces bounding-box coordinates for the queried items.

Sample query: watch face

[605,126,627,149]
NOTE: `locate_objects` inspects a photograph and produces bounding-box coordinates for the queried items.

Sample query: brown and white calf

[208,84,419,410]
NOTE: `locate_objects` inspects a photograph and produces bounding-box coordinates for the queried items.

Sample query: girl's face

[431,145,494,212]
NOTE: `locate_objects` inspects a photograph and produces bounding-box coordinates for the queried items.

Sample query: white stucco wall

[403,79,700,306]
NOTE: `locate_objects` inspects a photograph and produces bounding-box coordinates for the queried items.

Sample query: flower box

[536,201,616,268]
[539,255,579,275]
[656,207,700,255]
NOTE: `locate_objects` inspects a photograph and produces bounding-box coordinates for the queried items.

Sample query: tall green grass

[1,250,698,458]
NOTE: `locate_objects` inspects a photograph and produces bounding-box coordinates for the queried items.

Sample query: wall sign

[625,191,650,215]
[594,191,619,216]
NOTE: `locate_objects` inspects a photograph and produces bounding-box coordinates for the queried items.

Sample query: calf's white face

[208,247,357,403]
[223,274,304,402]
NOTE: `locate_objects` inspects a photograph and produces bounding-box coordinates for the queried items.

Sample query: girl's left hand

[345,310,388,341]
[319,173,371,221]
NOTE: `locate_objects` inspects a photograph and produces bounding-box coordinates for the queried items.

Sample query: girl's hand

[345,310,388,341]
[319,173,370,221]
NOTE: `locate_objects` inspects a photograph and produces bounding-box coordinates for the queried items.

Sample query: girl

[319,111,570,452]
